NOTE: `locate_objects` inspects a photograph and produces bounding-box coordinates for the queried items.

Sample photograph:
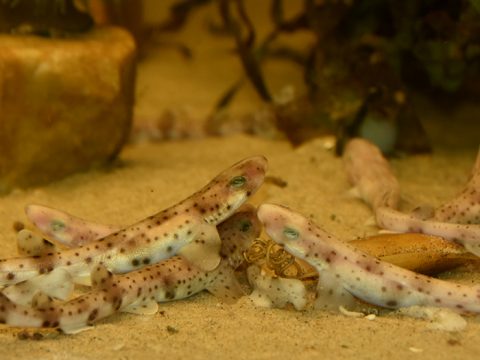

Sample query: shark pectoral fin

[247,266,274,308]
[122,300,159,315]
[246,266,308,310]
[91,264,115,289]
[36,268,74,301]
[1,283,34,306]
[273,277,307,310]
[249,289,274,308]
[31,292,53,310]
[179,225,221,272]
[2,268,74,305]
[17,229,56,256]
[206,263,244,304]
[315,271,356,311]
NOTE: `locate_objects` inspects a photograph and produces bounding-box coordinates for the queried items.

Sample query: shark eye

[283,227,299,240]
[51,220,65,232]
[230,176,247,188]
[239,220,251,232]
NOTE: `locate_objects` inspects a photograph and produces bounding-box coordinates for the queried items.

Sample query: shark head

[198,156,268,224]
[257,203,309,260]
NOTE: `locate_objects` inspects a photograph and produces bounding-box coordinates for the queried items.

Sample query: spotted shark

[258,203,480,313]
[0,156,267,287]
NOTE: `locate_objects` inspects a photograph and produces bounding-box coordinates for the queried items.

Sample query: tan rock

[0,26,136,193]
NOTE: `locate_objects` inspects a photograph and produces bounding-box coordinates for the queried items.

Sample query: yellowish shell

[243,237,317,280]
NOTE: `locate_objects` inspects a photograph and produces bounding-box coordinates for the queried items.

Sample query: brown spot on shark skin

[165,290,176,300]
[386,300,397,307]
[42,320,51,327]
[88,309,99,322]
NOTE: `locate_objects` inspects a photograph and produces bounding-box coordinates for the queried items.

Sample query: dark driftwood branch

[219,0,272,102]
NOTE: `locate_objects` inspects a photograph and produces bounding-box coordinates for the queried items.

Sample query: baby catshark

[23,204,121,248]
[0,156,267,286]
[0,205,261,334]
[343,138,400,211]
[258,203,480,313]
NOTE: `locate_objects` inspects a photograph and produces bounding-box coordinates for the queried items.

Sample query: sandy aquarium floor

[1,1,480,359]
